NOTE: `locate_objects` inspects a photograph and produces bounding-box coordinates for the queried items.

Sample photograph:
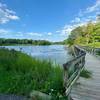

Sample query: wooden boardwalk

[71,53,100,100]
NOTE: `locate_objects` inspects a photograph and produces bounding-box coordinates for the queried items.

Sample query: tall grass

[0,48,65,99]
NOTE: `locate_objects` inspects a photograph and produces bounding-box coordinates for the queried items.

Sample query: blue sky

[0,0,100,41]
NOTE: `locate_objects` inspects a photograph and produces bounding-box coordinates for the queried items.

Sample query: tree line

[0,38,65,45]
[65,15,100,46]
[0,38,52,45]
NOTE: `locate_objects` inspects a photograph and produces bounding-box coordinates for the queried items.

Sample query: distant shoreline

[0,38,64,46]
[0,43,65,46]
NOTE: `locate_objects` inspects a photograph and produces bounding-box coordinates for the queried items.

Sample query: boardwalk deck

[71,53,100,100]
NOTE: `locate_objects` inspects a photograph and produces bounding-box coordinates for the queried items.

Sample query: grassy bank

[0,48,66,99]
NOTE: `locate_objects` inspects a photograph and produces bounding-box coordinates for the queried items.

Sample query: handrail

[81,46,100,55]
[63,46,86,99]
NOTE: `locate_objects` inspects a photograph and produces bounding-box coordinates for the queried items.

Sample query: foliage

[65,15,100,47]
[0,48,65,99]
[0,39,52,45]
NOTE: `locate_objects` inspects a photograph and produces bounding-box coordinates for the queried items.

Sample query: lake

[1,45,72,65]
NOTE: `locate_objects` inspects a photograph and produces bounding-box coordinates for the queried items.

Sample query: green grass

[80,69,92,78]
[0,48,65,99]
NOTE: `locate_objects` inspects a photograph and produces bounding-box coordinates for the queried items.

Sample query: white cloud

[15,34,23,37]
[47,32,52,36]
[71,17,81,23]
[17,32,22,34]
[86,0,100,13]
[0,2,19,24]
[27,32,42,37]
[77,0,100,17]
[0,29,9,34]
[60,25,76,36]
[56,31,60,33]
[0,29,44,39]
[7,15,19,20]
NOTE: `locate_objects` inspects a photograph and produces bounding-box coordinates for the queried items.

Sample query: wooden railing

[81,46,100,55]
[63,46,86,99]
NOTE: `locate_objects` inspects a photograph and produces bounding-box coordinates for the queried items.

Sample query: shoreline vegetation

[0,48,65,99]
[0,38,64,46]
[0,48,92,100]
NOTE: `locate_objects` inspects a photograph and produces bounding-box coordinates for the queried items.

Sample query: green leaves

[66,15,100,46]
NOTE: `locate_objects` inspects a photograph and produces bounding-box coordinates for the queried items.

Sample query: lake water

[1,45,72,65]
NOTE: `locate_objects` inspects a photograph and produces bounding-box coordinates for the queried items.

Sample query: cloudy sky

[0,0,100,41]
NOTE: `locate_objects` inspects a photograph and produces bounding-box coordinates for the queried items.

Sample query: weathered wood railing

[63,46,86,100]
[81,46,100,55]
